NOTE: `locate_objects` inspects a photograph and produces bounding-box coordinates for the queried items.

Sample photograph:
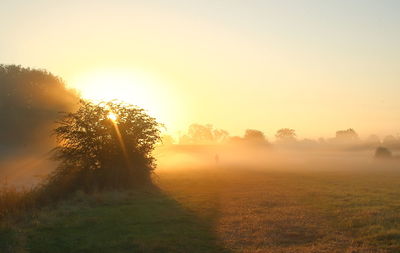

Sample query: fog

[156,124,400,173]
[3,126,400,188]
[156,142,400,175]
[1,66,400,188]
[0,65,79,187]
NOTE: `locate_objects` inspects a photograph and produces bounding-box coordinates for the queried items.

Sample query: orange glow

[109,114,131,168]
[107,112,118,122]
[70,68,178,134]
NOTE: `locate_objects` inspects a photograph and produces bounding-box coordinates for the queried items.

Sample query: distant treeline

[1,64,399,159]
[163,125,400,151]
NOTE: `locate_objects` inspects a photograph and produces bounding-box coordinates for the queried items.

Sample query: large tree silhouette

[45,100,162,197]
[0,65,78,153]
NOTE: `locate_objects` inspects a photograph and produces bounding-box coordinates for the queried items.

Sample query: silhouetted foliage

[0,65,78,153]
[275,128,296,142]
[179,124,229,144]
[243,129,268,144]
[244,129,265,141]
[335,128,359,142]
[42,100,162,199]
[374,147,392,159]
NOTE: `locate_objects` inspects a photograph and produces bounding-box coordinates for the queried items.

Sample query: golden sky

[1,0,400,139]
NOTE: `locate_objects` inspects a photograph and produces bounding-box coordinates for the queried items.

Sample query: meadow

[3,160,400,253]
[2,1,400,251]
[158,166,400,253]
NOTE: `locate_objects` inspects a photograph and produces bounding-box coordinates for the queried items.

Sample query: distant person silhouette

[215,154,220,165]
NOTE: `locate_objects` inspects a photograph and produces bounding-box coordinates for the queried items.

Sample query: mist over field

[2,1,400,252]
[156,143,399,173]
[2,109,400,188]
[156,124,398,171]
[3,126,400,188]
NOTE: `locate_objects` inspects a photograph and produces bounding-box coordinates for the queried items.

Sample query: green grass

[4,167,400,252]
[1,190,227,253]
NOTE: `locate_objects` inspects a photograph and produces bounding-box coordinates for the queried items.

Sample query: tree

[243,129,267,143]
[275,128,296,142]
[374,147,392,159]
[187,124,214,143]
[45,100,162,197]
[335,128,359,142]
[213,128,230,143]
[0,65,78,152]
[179,124,229,144]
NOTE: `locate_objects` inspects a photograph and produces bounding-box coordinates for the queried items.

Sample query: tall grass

[0,182,37,220]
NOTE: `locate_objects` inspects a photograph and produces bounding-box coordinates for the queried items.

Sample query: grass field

[3,165,400,252]
[158,166,400,253]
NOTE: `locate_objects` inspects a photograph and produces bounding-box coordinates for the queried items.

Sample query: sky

[1,0,400,140]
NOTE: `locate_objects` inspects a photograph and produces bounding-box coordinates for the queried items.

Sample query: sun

[69,67,184,136]
[107,112,118,122]
[70,68,168,122]
[73,70,150,104]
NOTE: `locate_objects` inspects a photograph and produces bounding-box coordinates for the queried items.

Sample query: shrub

[374,147,392,160]
[39,100,162,200]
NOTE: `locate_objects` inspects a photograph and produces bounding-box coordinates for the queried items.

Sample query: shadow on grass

[2,187,229,253]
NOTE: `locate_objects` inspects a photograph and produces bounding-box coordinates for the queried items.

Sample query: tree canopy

[275,128,297,142]
[243,129,267,143]
[45,100,162,197]
[0,64,78,152]
[335,128,359,142]
[179,124,229,144]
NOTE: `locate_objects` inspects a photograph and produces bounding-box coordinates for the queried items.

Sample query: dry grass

[0,183,35,253]
[3,165,400,252]
[157,167,400,253]
[0,183,33,219]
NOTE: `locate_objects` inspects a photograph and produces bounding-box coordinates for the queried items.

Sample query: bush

[374,147,392,160]
[39,100,162,201]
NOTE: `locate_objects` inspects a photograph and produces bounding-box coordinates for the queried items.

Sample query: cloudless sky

[1,0,399,139]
